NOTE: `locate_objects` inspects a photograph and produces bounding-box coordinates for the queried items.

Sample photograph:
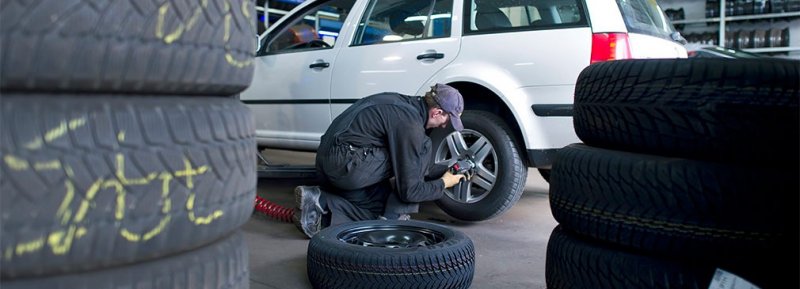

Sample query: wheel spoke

[469,136,492,163]
[446,132,469,158]
[457,182,470,202]
[472,165,495,191]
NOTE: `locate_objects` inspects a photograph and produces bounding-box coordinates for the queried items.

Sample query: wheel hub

[338,225,445,248]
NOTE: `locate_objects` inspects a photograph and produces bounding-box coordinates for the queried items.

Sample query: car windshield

[616,0,675,40]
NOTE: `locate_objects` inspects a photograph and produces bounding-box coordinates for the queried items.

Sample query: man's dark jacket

[317,92,446,203]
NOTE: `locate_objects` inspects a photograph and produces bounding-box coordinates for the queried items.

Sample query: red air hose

[254,195,295,223]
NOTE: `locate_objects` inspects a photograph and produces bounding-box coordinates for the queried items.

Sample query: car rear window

[616,0,675,40]
[465,0,587,34]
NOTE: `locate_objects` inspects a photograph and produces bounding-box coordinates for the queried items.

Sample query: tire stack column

[546,58,799,289]
[1,1,258,288]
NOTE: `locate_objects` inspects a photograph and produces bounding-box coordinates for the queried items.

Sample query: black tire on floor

[3,231,249,289]
[307,220,475,289]
[573,58,800,167]
[0,0,256,95]
[549,144,799,262]
[1,95,256,278]
[432,111,527,221]
[546,225,769,289]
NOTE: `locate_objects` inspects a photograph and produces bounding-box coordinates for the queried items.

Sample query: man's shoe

[293,186,326,238]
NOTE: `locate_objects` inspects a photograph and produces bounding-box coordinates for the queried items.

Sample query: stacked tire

[1,0,257,288]
[546,59,799,289]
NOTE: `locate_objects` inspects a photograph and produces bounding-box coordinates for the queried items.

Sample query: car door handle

[416,52,444,60]
[309,61,330,69]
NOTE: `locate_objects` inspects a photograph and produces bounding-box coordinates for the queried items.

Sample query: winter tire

[3,231,249,289]
[573,58,799,167]
[1,0,256,95]
[545,225,787,289]
[549,144,799,262]
[307,220,475,289]
[1,94,256,277]
[432,111,527,221]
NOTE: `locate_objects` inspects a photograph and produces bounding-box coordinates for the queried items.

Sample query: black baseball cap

[432,83,464,131]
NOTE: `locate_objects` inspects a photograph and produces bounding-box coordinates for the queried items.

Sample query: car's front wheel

[431,111,527,221]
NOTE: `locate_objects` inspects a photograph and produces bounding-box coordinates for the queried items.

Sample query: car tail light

[591,33,632,63]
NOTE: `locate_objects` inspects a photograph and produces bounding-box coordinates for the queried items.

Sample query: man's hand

[441,171,466,189]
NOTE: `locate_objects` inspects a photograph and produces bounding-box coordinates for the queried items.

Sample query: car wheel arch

[445,81,531,167]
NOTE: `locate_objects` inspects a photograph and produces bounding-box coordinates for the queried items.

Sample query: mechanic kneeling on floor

[293,83,467,238]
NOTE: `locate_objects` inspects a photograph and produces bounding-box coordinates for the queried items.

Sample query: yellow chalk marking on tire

[4,155,29,170]
[186,193,224,225]
[45,122,68,143]
[174,158,209,188]
[68,118,86,130]
[115,154,157,185]
[144,216,171,241]
[156,4,185,44]
[6,153,223,258]
[15,238,45,256]
[156,0,208,44]
[65,164,75,179]
[120,216,172,242]
[160,173,173,213]
[118,172,175,242]
[23,117,86,150]
[34,160,61,171]
[48,226,77,255]
[226,53,253,68]
[24,138,43,150]
[223,15,231,42]
[241,0,250,18]
[221,0,253,68]
[57,180,75,225]
[75,179,103,223]
[176,158,222,225]
[45,117,87,143]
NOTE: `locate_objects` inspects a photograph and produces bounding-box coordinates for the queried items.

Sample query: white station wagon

[242,0,687,221]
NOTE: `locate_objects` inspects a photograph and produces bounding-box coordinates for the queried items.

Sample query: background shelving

[660,0,800,59]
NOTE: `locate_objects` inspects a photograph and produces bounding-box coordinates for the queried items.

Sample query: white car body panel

[442,27,591,149]
[244,0,687,166]
[331,37,462,117]
[241,49,338,150]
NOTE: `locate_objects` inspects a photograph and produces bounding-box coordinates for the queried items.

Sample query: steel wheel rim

[337,225,445,248]
[434,129,498,204]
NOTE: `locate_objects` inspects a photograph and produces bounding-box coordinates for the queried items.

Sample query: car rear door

[329,0,461,117]
[240,0,358,150]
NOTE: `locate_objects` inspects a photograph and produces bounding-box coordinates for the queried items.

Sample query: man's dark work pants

[316,143,444,226]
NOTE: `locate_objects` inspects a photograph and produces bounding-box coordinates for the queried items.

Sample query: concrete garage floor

[245,149,556,289]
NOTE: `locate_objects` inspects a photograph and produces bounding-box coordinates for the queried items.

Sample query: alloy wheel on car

[434,129,498,204]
